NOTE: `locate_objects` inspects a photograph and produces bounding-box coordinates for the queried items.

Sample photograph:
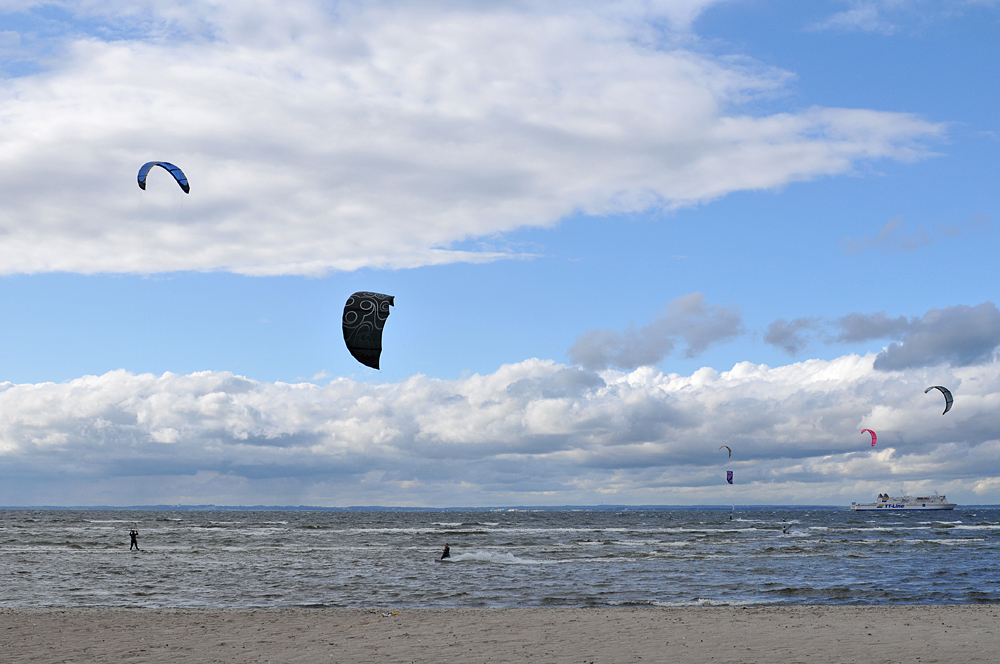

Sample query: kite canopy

[719,445,732,458]
[343,291,394,369]
[924,385,954,415]
[862,429,877,447]
[137,161,190,193]
[726,471,734,485]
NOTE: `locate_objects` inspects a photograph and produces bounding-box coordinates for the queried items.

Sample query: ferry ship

[851,493,956,511]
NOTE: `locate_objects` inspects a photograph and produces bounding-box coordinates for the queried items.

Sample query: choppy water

[1,507,998,608]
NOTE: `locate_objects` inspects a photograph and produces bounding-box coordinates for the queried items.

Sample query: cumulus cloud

[0,0,943,275]
[873,303,1000,370]
[569,293,744,370]
[842,215,991,254]
[2,356,1000,506]
[835,311,911,343]
[763,302,1000,370]
[763,317,822,356]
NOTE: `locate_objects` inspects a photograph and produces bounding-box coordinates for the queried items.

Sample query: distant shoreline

[3,606,997,662]
[0,504,848,510]
[4,504,997,511]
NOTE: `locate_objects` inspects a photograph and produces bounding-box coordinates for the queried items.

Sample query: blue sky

[1,0,998,506]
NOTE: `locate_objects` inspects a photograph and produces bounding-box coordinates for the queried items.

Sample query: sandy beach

[1,605,996,663]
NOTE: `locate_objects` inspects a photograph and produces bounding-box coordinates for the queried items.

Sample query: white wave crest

[447,551,551,565]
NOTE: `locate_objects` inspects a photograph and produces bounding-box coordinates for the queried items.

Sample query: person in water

[440,543,450,560]
[129,529,139,550]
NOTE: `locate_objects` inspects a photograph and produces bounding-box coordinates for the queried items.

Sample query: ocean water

[1,507,998,608]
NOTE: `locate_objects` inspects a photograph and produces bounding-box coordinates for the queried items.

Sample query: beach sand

[2,605,997,663]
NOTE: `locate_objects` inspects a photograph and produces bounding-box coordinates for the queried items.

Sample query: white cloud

[841,214,991,254]
[2,355,999,506]
[0,0,943,275]
[810,1,903,34]
[809,0,998,34]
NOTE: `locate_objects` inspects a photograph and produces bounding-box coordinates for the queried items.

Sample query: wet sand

[2,605,997,663]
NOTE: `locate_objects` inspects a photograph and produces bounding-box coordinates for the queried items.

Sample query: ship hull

[852,494,956,511]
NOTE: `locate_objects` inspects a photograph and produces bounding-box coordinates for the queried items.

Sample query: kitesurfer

[440,543,450,560]
[129,529,139,551]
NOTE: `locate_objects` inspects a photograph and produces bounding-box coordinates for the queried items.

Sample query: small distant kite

[924,386,953,415]
[861,429,877,447]
[137,161,190,193]
[342,291,394,369]
[726,471,734,485]
[719,445,732,458]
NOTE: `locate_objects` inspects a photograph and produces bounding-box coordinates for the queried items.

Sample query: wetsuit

[130,530,139,550]
[441,545,450,559]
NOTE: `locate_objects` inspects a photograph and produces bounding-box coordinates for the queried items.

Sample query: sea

[1,507,998,608]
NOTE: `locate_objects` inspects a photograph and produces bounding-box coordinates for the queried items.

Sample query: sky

[1,0,998,507]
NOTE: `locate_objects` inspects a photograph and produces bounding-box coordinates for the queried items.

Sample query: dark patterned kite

[924,385,953,415]
[719,445,732,458]
[137,161,190,193]
[342,291,394,369]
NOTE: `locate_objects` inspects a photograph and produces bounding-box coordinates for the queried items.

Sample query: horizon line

[2,503,995,511]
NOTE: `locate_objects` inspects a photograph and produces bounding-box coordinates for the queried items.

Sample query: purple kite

[726,471,733,485]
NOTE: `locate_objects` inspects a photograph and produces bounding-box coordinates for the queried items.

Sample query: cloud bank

[0,0,943,275]
[3,355,999,506]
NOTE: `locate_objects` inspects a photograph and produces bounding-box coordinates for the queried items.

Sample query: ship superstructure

[851,493,956,511]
